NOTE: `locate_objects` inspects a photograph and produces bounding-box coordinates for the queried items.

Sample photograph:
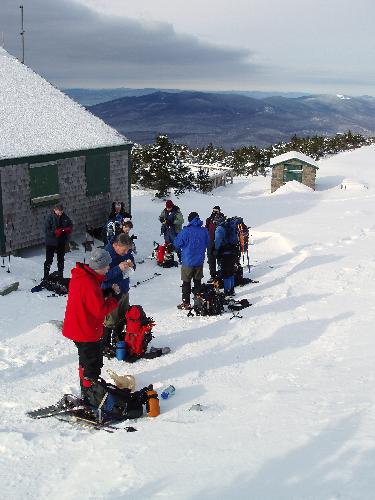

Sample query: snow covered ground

[2,145,375,499]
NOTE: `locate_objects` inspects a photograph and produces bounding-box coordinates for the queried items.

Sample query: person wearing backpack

[205,205,224,280]
[214,217,237,297]
[62,248,120,395]
[104,201,131,244]
[173,212,209,309]
[43,203,73,279]
[102,233,136,351]
[159,200,184,261]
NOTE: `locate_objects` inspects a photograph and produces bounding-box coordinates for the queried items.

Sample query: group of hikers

[41,198,249,418]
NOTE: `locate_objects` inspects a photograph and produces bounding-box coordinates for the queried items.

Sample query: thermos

[115,341,126,361]
[146,385,160,417]
[161,385,175,400]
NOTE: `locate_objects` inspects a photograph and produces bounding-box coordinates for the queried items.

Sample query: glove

[55,228,63,238]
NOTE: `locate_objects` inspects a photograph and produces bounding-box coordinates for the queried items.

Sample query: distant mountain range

[63,87,306,107]
[69,89,375,149]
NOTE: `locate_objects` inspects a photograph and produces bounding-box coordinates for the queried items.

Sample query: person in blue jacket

[102,233,135,345]
[215,217,236,297]
[173,212,209,309]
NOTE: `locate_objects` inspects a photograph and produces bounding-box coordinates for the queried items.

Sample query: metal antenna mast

[20,5,25,63]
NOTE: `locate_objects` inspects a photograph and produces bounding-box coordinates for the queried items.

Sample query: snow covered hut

[270,151,319,193]
[0,48,132,254]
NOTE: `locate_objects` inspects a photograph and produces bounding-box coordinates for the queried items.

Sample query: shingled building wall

[0,150,129,252]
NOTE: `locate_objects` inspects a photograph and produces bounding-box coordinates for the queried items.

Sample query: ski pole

[83,224,88,264]
[6,222,14,274]
[246,249,251,273]
[1,256,4,268]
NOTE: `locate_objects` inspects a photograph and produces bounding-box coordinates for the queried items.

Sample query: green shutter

[29,162,59,204]
[86,154,110,195]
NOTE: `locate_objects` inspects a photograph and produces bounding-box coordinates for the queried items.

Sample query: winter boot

[177,302,192,310]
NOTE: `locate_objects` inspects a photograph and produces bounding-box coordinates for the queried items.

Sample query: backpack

[125,305,154,359]
[192,283,225,316]
[83,378,145,420]
[155,242,176,268]
[41,272,70,295]
[222,217,249,253]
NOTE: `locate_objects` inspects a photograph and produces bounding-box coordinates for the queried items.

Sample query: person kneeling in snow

[62,249,120,398]
[173,212,209,310]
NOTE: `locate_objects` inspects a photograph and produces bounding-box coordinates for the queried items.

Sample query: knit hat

[165,200,174,209]
[188,211,199,222]
[89,248,112,270]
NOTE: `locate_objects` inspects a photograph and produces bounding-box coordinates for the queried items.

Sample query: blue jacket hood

[187,217,203,228]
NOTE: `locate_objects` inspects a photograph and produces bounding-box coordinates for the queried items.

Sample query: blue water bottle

[161,385,175,400]
[116,341,126,361]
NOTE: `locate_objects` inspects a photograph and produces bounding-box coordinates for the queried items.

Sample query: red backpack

[125,305,154,357]
[155,242,175,268]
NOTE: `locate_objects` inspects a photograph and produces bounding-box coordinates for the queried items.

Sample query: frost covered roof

[270,151,319,168]
[0,48,130,160]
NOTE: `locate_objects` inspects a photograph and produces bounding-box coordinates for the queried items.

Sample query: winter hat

[188,211,199,222]
[89,248,112,270]
[165,200,174,209]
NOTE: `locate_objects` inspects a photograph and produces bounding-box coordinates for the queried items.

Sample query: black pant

[182,279,201,304]
[44,244,65,277]
[74,341,103,381]
[207,240,217,278]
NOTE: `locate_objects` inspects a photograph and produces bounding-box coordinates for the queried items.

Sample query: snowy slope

[2,146,375,499]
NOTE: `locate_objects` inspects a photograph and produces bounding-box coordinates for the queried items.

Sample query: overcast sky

[1,0,375,94]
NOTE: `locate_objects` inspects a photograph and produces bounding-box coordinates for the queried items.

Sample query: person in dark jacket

[104,201,131,244]
[102,233,135,345]
[215,218,236,297]
[44,203,73,278]
[173,212,209,309]
[159,200,184,263]
[62,248,119,393]
[205,205,224,280]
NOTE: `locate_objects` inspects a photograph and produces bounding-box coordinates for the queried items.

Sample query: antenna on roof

[20,5,25,63]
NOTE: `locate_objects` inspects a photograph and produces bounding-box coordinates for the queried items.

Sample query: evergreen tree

[195,166,211,192]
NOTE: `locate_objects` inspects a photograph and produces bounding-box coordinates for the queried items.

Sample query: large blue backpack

[223,218,240,247]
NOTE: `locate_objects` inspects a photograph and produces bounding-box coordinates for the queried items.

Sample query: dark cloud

[0,0,258,87]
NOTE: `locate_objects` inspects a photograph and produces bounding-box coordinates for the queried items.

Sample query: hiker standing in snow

[205,205,224,280]
[214,217,236,297]
[62,249,120,395]
[173,212,209,310]
[159,200,184,260]
[43,203,73,279]
[102,233,135,349]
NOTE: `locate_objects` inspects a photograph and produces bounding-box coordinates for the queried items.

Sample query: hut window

[29,162,59,205]
[85,153,110,196]
[283,163,303,183]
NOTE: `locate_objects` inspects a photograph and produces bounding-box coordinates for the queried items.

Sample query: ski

[27,394,83,419]
[54,408,118,432]
[54,408,138,433]
[131,272,162,288]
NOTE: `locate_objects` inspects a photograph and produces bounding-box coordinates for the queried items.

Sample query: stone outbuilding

[0,47,132,254]
[270,151,319,193]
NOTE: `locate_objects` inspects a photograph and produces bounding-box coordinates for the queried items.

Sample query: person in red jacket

[63,248,119,394]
